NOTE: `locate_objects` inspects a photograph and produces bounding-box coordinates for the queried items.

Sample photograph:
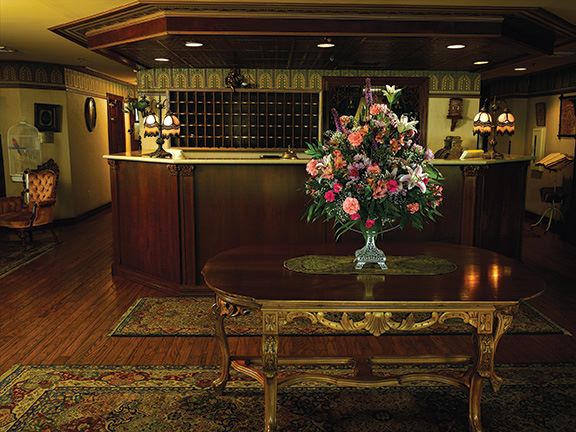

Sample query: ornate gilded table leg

[262,311,279,432]
[466,307,515,432]
[211,296,232,393]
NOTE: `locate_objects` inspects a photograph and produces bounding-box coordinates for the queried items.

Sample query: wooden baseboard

[112,263,211,296]
[54,203,111,226]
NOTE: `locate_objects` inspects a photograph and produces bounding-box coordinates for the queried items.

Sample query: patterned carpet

[1,363,574,431]
[0,240,56,279]
[110,296,571,337]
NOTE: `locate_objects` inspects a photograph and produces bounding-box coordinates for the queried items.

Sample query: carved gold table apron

[202,243,545,432]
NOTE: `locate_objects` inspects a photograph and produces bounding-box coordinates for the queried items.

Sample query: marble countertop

[104,150,533,166]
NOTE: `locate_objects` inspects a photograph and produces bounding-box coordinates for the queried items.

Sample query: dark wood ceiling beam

[501,17,555,54]
[87,16,504,50]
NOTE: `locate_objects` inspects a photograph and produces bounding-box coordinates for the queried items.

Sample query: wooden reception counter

[105,152,531,293]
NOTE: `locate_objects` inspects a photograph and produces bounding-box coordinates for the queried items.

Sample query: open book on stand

[536,153,574,171]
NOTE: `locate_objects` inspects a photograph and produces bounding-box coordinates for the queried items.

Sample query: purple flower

[364,78,373,106]
[424,148,434,160]
[331,108,343,132]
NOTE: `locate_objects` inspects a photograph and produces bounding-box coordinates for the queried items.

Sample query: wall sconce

[143,99,181,158]
[473,98,515,159]
[446,97,463,131]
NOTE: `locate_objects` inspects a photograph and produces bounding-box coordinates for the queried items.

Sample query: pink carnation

[333,183,343,193]
[407,203,420,214]
[306,159,318,176]
[342,197,360,215]
[369,104,385,115]
[386,179,399,193]
[324,190,335,202]
[350,213,360,221]
[348,131,365,147]
[365,219,376,229]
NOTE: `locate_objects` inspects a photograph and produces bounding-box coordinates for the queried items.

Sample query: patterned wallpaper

[138,68,480,96]
[0,61,65,88]
[0,61,135,97]
[65,69,135,98]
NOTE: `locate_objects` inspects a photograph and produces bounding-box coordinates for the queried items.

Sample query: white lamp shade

[143,113,160,137]
[496,111,515,135]
[472,110,493,135]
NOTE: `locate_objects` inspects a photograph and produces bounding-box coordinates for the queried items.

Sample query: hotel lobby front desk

[104,153,531,293]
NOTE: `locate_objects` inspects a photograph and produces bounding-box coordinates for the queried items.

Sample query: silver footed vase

[354,229,387,270]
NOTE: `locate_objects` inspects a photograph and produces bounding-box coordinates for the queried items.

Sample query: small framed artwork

[34,103,62,132]
[535,102,546,127]
[84,97,97,132]
[558,95,576,138]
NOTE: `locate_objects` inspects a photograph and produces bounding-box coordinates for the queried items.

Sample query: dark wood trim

[460,166,483,245]
[53,202,112,226]
[0,83,66,90]
[87,16,503,50]
[111,263,210,295]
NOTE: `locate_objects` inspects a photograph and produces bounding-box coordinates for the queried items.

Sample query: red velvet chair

[0,159,59,243]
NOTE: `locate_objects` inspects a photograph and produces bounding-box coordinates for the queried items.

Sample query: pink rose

[306,159,318,176]
[365,219,376,229]
[324,190,335,202]
[342,197,360,215]
[407,203,420,214]
[350,213,360,221]
[333,183,343,193]
[348,131,364,147]
[386,179,399,193]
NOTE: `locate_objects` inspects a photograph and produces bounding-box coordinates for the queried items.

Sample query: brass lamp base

[483,140,504,160]
[147,139,172,159]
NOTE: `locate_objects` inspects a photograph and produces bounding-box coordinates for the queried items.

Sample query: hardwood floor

[1,210,575,375]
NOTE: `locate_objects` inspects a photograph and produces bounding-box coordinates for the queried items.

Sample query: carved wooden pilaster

[107,159,119,170]
[167,164,195,176]
[460,165,487,246]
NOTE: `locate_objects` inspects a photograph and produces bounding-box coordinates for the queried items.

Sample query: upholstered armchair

[0,159,59,243]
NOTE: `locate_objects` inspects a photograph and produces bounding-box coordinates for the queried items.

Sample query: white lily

[399,165,427,193]
[397,115,419,133]
[383,85,401,104]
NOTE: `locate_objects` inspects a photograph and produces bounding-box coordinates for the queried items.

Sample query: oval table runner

[284,255,457,275]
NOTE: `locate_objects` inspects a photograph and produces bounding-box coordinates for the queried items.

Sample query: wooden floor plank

[0,210,575,374]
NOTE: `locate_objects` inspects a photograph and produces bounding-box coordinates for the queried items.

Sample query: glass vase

[354,229,387,270]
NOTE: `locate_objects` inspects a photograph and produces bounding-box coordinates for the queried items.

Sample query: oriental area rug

[1,363,574,431]
[109,296,571,337]
[0,240,56,279]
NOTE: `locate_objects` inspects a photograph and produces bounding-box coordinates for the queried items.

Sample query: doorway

[106,93,126,154]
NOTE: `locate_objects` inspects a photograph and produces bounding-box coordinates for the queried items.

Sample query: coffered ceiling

[2,1,576,84]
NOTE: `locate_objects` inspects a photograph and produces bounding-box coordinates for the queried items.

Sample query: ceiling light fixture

[473,60,489,65]
[185,41,204,47]
[514,67,527,71]
[447,44,466,49]
[154,57,170,62]
[317,38,335,49]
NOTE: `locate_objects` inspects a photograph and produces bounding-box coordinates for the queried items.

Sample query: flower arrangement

[304,79,444,240]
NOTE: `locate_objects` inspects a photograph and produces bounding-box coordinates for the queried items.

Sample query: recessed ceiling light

[514,67,527,71]
[447,44,466,49]
[185,42,204,47]
[317,38,335,48]
[154,58,170,62]
[473,60,489,65]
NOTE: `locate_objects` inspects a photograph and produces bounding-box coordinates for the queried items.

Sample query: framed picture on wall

[558,95,576,138]
[34,103,62,132]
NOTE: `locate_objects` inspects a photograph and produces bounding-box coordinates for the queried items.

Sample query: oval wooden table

[202,242,545,432]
